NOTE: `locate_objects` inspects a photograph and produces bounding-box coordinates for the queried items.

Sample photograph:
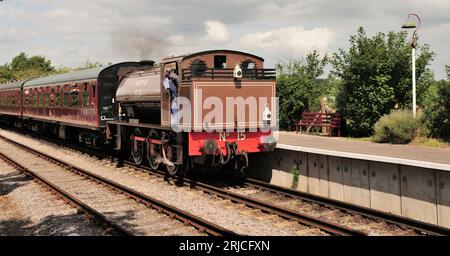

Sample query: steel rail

[126,164,365,236]
[244,177,450,236]
[184,178,366,236]
[0,134,237,237]
[0,151,132,236]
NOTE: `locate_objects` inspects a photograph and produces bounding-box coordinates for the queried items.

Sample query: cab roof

[161,49,264,64]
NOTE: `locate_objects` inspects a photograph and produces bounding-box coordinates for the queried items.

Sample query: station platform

[251,132,450,227]
[276,132,450,171]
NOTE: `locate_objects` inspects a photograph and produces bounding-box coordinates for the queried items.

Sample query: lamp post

[401,13,421,118]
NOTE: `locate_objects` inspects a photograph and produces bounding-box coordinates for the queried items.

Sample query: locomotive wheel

[131,128,144,165]
[166,164,180,176]
[164,145,179,176]
[146,129,161,170]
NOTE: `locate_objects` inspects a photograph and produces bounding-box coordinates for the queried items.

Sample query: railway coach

[0,61,154,146]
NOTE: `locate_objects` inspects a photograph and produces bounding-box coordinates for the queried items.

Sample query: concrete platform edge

[277,143,450,172]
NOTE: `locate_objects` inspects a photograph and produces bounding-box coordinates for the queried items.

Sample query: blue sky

[1,0,449,78]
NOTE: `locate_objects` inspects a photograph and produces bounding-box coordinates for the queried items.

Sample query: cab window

[214,55,227,69]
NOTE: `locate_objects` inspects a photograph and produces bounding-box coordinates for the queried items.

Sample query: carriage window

[56,90,61,107]
[214,55,227,69]
[39,90,44,106]
[45,92,50,106]
[33,92,37,106]
[72,92,79,107]
[83,83,89,107]
[70,84,80,108]
[64,86,69,107]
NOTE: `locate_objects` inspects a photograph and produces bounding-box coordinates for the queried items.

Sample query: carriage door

[161,62,179,128]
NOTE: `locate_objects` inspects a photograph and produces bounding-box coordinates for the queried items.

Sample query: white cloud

[239,26,337,61]
[204,20,231,43]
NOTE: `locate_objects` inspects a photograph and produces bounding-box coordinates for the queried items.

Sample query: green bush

[373,110,422,144]
[424,68,450,141]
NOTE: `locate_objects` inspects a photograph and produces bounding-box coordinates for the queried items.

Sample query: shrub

[424,74,450,141]
[373,110,422,144]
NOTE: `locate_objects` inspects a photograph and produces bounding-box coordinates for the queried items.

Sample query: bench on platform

[295,112,341,136]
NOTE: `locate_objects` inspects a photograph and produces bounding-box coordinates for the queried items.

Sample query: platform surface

[276,132,450,170]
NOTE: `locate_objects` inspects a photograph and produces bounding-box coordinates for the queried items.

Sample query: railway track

[3,128,450,236]
[239,177,450,236]
[0,130,363,236]
[0,134,236,236]
[90,153,450,236]
[0,151,130,236]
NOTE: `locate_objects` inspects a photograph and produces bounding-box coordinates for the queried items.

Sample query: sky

[0,0,449,78]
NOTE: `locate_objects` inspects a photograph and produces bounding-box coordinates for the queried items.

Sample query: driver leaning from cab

[163,69,178,125]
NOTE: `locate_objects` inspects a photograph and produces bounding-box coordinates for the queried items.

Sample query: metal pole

[412,47,416,118]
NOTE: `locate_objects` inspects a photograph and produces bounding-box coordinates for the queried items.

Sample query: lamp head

[402,21,417,29]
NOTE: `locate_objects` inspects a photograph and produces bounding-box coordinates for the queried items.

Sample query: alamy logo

[171,87,279,136]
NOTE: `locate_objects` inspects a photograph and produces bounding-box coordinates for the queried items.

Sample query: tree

[447,65,450,80]
[331,27,434,136]
[424,65,450,141]
[0,64,14,83]
[276,50,333,130]
[73,60,102,71]
[0,52,102,84]
[0,52,55,82]
[10,52,53,72]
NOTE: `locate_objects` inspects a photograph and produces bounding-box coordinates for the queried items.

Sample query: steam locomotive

[0,50,277,175]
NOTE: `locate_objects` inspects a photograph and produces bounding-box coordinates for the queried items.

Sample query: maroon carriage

[0,80,23,119]
[1,62,153,145]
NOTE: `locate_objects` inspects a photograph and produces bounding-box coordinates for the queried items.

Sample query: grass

[344,136,373,142]
[410,136,450,149]
[285,130,450,149]
[343,135,450,149]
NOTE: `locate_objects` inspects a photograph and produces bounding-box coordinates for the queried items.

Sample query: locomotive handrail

[182,68,276,81]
